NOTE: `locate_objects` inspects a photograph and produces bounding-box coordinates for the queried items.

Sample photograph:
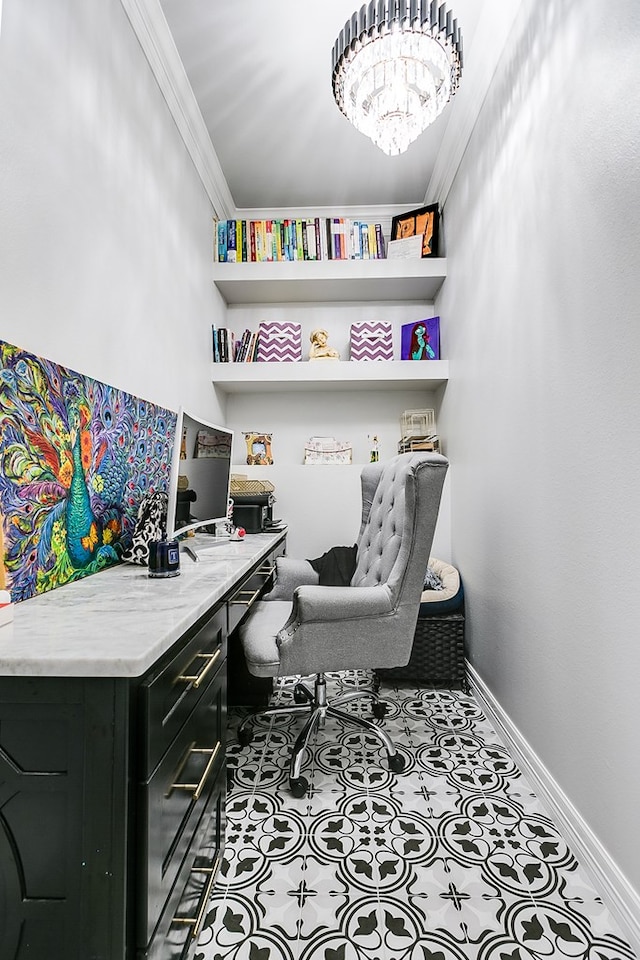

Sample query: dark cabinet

[0,532,286,960]
[227,542,285,708]
[0,679,130,959]
[138,609,226,952]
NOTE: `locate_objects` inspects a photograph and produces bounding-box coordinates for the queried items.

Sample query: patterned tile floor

[195,672,636,960]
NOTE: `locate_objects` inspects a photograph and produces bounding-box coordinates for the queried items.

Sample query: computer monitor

[166,408,233,541]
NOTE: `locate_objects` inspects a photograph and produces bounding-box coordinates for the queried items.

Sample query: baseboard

[468,663,640,956]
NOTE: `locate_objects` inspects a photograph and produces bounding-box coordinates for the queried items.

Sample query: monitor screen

[166,408,233,540]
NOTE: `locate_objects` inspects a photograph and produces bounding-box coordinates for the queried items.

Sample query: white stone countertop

[0,530,286,679]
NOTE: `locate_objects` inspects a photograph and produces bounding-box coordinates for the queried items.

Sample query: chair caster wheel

[293,685,309,705]
[388,753,406,774]
[289,776,308,798]
[238,727,253,747]
[372,701,387,719]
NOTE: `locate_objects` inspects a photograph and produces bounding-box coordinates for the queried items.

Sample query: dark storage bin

[376,560,468,692]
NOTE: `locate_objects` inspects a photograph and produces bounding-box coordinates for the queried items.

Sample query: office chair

[237,451,448,797]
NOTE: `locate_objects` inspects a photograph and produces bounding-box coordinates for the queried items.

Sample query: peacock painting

[0,340,177,602]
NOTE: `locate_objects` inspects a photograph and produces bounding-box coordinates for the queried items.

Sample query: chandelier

[331,0,463,156]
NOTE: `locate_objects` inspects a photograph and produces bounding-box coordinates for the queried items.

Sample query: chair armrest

[292,584,393,622]
[264,557,319,601]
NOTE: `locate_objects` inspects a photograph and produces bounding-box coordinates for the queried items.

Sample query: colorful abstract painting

[0,340,177,602]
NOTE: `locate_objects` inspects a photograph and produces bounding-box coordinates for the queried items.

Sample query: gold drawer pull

[257,563,276,575]
[229,587,261,608]
[171,853,220,940]
[168,741,221,801]
[178,648,221,688]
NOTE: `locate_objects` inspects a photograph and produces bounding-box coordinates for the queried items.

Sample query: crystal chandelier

[332,0,463,156]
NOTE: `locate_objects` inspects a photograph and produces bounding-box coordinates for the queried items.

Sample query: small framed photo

[401,317,441,361]
[391,203,439,257]
[243,432,274,466]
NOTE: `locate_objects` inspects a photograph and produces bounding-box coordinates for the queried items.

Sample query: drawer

[226,542,284,635]
[138,667,226,948]
[140,606,226,778]
[142,782,225,960]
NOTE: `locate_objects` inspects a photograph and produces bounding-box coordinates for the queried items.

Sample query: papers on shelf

[387,236,424,260]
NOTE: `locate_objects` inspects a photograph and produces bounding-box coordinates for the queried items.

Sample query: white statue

[309,328,340,361]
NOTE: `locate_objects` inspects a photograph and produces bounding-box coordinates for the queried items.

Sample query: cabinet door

[226,548,282,635]
[138,665,226,948]
[0,679,127,960]
[143,782,225,960]
[226,539,286,708]
[140,607,227,778]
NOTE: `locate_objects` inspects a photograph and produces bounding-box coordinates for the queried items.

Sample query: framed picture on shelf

[401,317,441,361]
[243,432,274,466]
[391,203,439,257]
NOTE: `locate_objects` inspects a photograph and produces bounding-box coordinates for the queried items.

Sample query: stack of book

[212,326,259,363]
[213,217,386,263]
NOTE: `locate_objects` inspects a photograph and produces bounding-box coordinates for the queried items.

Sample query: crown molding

[120,0,234,219]
[426,0,525,209]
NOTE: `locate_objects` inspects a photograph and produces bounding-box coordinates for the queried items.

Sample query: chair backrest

[351,452,448,611]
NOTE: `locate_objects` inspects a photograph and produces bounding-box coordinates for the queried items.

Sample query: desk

[0,530,286,960]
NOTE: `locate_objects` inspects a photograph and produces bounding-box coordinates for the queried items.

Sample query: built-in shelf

[212,257,447,305]
[211,359,448,394]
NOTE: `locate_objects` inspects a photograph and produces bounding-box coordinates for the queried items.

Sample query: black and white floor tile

[196,672,636,960]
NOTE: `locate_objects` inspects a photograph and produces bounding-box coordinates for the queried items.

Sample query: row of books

[212,326,258,363]
[213,217,386,263]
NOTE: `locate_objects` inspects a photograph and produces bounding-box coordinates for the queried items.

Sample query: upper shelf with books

[211,258,448,305]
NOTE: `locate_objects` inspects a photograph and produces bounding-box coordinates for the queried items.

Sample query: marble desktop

[0,532,284,679]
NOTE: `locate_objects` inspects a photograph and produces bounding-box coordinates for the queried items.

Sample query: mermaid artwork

[409,322,436,360]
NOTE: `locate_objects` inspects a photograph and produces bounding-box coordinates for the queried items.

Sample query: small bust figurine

[309,328,340,361]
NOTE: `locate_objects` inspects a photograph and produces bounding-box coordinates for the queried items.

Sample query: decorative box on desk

[375,558,468,692]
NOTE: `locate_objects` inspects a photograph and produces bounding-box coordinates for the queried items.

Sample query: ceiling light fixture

[331,0,463,157]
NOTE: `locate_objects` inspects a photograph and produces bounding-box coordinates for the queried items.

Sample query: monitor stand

[181,537,231,562]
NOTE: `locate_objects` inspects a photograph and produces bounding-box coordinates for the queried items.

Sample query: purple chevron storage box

[256,321,302,362]
[349,321,394,361]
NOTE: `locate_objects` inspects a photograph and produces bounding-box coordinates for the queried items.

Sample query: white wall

[438,0,640,902]
[0,0,226,422]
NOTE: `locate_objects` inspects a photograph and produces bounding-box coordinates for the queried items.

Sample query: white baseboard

[468,663,640,956]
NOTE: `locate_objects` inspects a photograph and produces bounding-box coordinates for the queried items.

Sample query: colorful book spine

[240,220,248,262]
[226,221,237,262]
[314,218,322,260]
[295,220,304,261]
[217,220,227,262]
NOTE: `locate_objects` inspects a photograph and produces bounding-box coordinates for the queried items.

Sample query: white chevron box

[256,321,302,362]
[350,321,394,361]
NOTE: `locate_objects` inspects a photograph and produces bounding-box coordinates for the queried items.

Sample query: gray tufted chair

[238,451,448,796]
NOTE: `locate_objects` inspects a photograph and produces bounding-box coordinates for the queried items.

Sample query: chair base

[237,673,406,797]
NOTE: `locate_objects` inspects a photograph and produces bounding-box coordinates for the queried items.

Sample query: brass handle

[178,648,221,688]
[257,562,276,576]
[229,587,261,608]
[171,853,220,940]
[167,741,221,800]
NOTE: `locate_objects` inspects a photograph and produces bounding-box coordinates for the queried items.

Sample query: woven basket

[230,478,275,496]
[377,611,468,691]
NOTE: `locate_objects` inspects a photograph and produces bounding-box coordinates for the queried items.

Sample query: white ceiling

[157,0,486,212]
